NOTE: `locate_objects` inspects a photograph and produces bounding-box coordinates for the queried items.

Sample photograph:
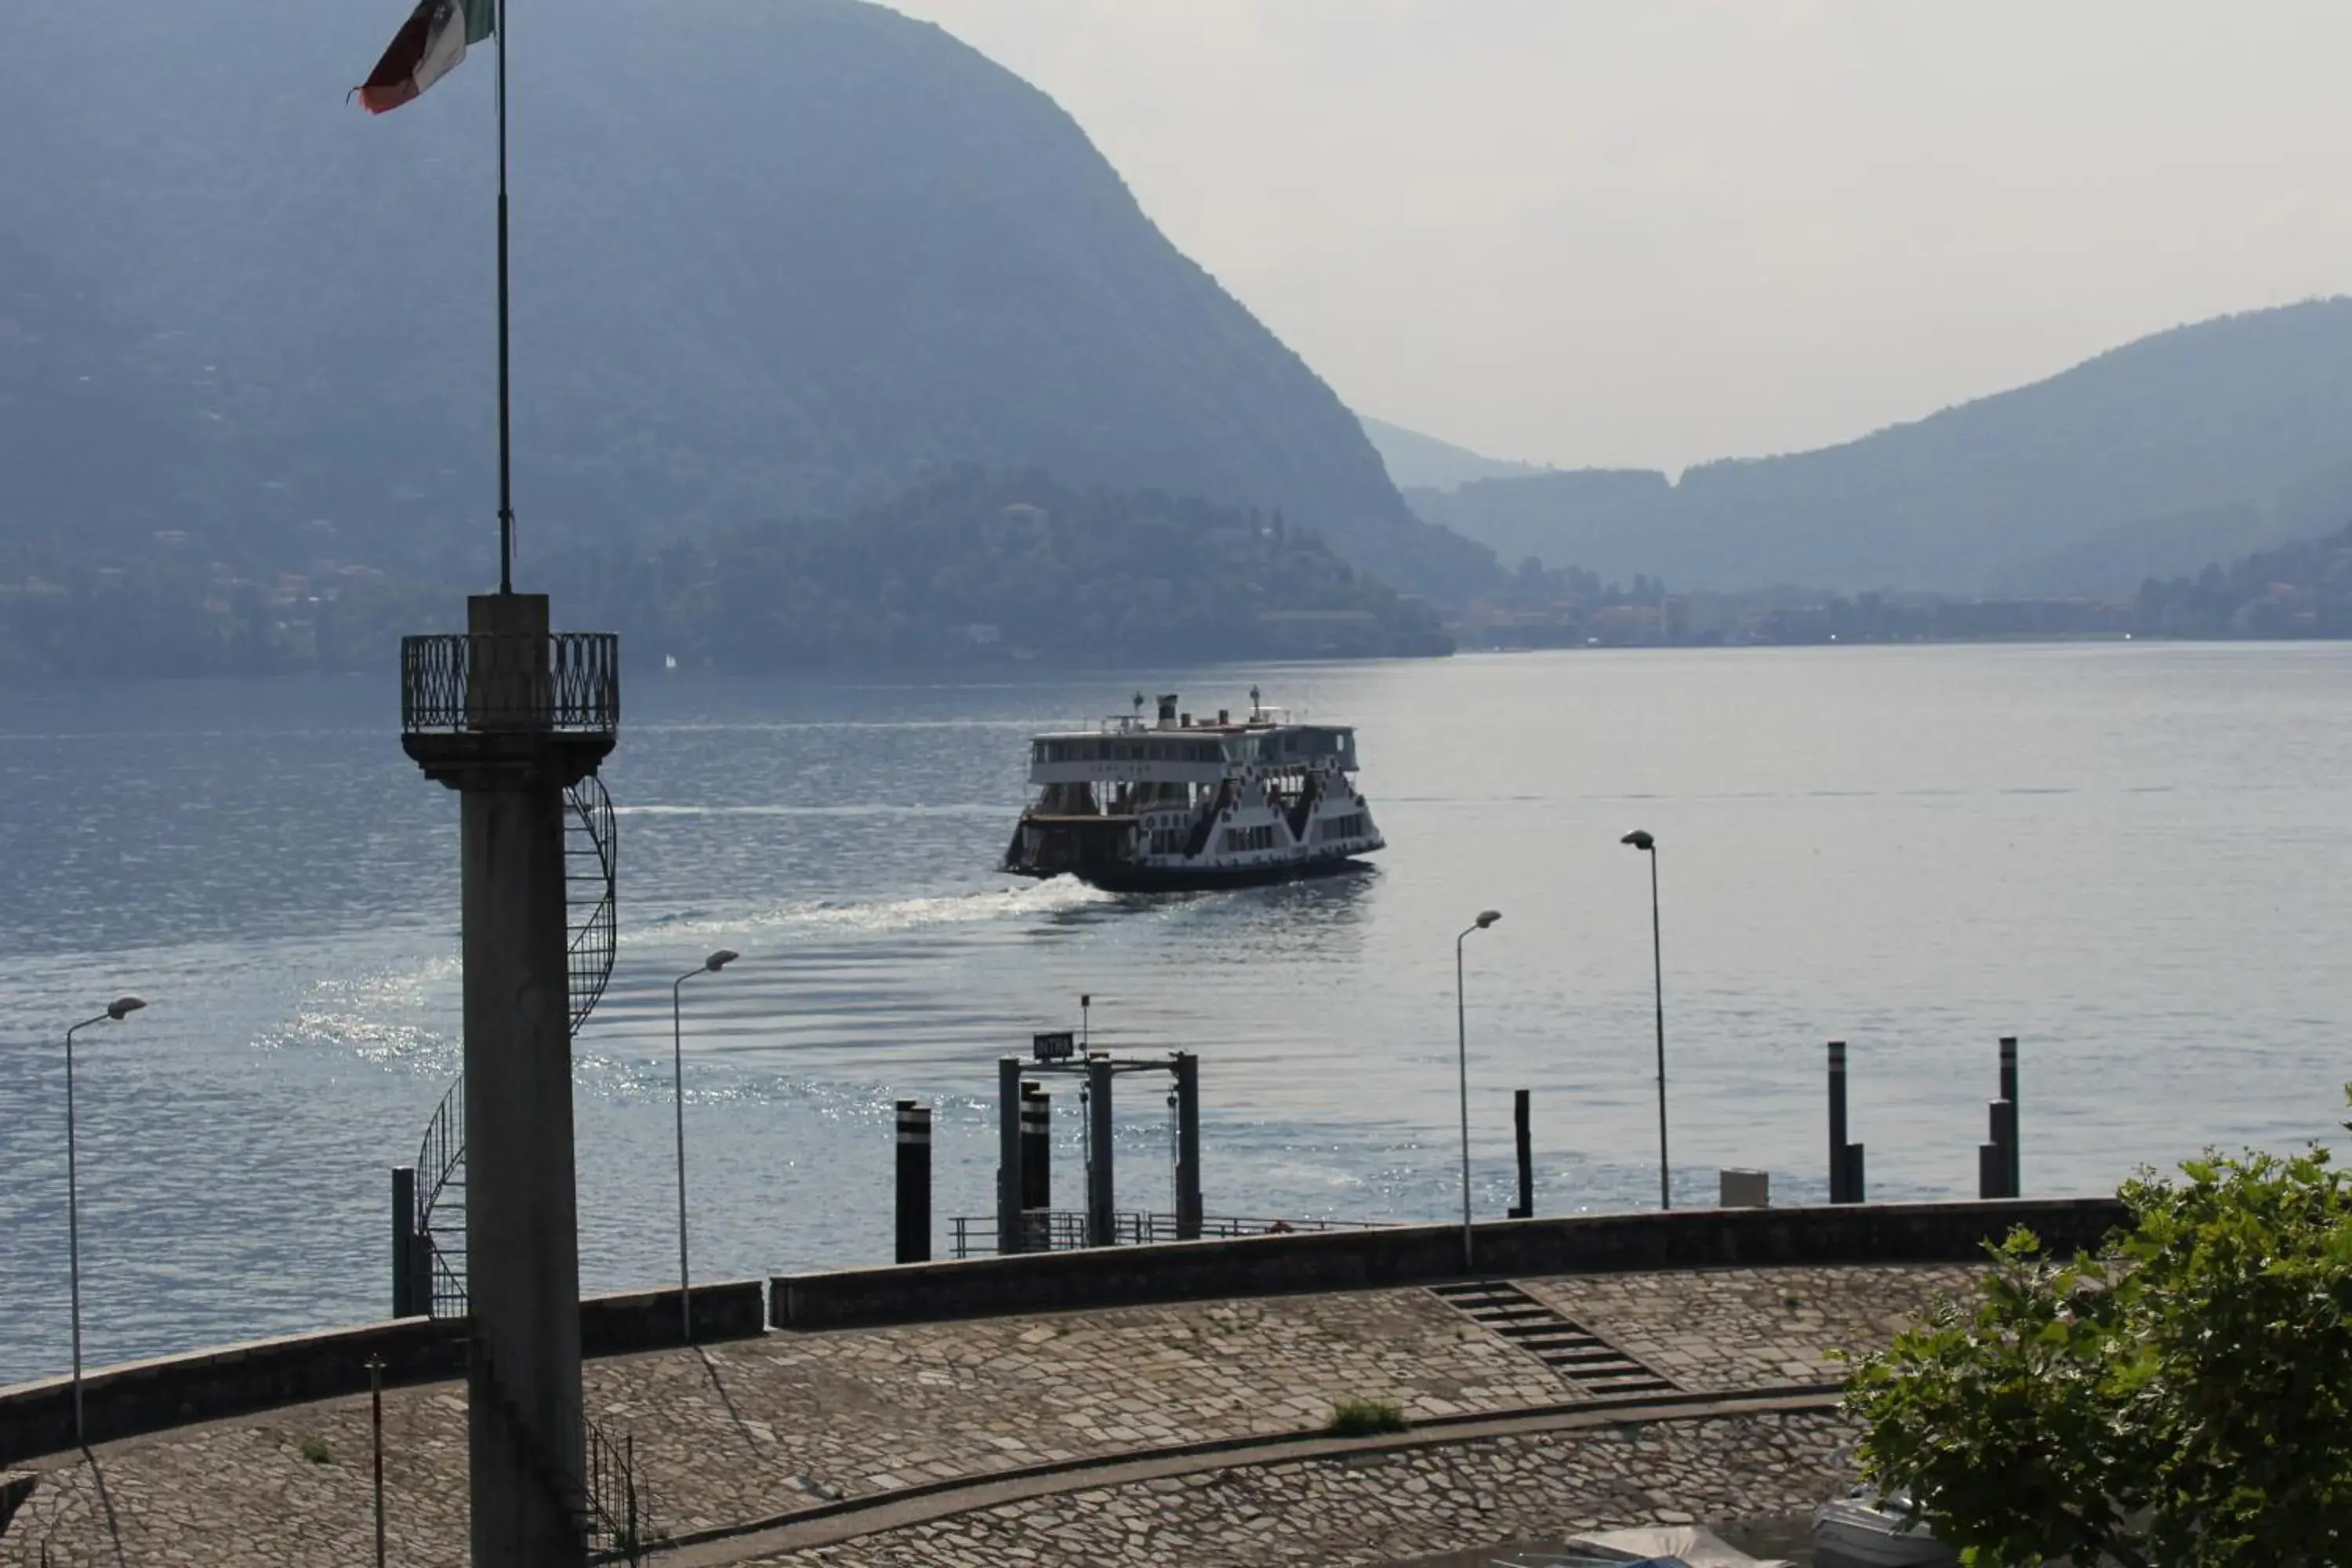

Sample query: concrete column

[1085,1054,1115,1247]
[996,1057,1025,1254]
[895,1102,931,1265]
[404,591,615,1568]
[1172,1052,1201,1240]
[459,599,584,1566]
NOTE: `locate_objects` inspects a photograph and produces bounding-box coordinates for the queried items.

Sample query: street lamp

[1455,911,1501,1269]
[1621,829,1670,1210]
[672,949,738,1344]
[63,995,145,1448]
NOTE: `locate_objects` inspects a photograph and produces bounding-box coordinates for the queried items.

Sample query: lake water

[2,643,2347,1384]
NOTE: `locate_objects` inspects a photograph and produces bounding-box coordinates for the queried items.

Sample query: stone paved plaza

[3,1263,1981,1566]
[750,1413,1851,1567]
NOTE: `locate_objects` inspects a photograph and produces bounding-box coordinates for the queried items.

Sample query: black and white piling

[895,1100,931,1265]
[1173,1051,1202,1240]
[1019,1083,1051,1212]
[1827,1040,1866,1203]
[1979,1035,2022,1199]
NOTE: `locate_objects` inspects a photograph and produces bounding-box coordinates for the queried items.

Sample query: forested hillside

[0,472,1450,676]
[2134,521,2352,638]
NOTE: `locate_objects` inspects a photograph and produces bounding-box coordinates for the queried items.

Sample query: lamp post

[1621,829,1670,1209]
[63,995,145,1448]
[671,949,738,1344]
[1455,911,1501,1269]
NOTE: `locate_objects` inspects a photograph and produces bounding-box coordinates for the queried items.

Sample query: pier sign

[1032,1030,1077,1062]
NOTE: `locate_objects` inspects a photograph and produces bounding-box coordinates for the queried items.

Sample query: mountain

[0,0,1491,601]
[1358,416,1544,492]
[1409,300,2352,593]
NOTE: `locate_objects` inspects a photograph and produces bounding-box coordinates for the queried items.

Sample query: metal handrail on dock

[948,1210,1387,1259]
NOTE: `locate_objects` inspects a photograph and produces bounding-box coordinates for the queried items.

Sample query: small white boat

[1810,1489,1958,1567]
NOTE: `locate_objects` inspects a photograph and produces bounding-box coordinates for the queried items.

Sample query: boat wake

[612,802,1001,820]
[639,875,1116,941]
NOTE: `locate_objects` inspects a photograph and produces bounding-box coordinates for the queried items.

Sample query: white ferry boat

[1001,691,1385,891]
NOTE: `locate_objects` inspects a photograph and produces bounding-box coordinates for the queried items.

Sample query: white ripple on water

[265,1009,452,1073]
[637,874,1113,940]
[255,952,461,1073]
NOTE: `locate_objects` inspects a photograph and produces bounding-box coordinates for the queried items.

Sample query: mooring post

[1508,1089,1533,1218]
[391,1166,418,1319]
[2000,1035,2020,1196]
[1991,1098,2019,1198]
[895,1100,931,1265]
[996,1056,1025,1254]
[1172,1051,1202,1240]
[1827,1040,1849,1202]
[1085,1053,1116,1247]
[1019,1082,1051,1212]
[1828,1040,1864,1203]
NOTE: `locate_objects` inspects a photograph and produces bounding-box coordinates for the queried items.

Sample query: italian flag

[357,0,495,114]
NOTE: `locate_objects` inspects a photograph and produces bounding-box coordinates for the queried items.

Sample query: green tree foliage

[1845,1105,2352,1567]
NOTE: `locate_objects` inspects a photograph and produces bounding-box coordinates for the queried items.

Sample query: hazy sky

[891,2,2352,474]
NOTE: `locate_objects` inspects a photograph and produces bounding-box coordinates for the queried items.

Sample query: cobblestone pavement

[2,1265,1973,1566]
[747,1412,1855,1566]
[1519,1265,1983,1392]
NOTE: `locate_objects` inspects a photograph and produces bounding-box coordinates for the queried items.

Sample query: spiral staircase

[411,775,616,1317]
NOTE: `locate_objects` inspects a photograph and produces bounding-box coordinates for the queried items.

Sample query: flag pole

[493,0,514,593]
